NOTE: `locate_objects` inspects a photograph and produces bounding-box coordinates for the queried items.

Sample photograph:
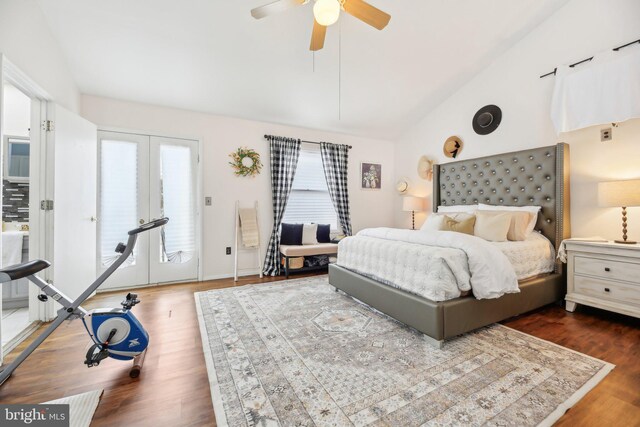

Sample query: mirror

[4,136,30,181]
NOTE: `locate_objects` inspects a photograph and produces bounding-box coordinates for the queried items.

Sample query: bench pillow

[316,224,331,243]
[280,223,303,245]
[302,224,319,245]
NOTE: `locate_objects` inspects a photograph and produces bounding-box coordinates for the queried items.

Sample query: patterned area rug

[195,276,613,427]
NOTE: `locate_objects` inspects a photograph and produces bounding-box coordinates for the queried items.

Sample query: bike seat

[0,259,50,283]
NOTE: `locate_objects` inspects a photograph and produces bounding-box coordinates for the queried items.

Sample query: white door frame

[96,126,203,283]
[1,55,52,325]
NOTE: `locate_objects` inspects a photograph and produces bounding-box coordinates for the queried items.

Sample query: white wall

[2,83,31,137]
[81,95,396,280]
[0,0,80,112]
[394,0,640,241]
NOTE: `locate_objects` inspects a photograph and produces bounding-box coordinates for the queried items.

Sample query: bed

[328,143,570,348]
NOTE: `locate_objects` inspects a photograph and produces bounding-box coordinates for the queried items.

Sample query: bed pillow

[437,204,478,214]
[420,213,475,232]
[477,210,533,241]
[316,224,331,243]
[478,203,541,236]
[280,223,303,245]
[441,215,476,235]
[474,211,511,242]
[302,224,319,245]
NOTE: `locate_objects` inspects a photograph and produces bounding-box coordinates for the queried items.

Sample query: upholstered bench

[280,243,339,278]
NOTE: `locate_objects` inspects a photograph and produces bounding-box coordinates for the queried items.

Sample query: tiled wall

[3,180,30,222]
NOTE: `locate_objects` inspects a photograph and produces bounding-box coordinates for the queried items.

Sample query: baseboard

[96,269,263,293]
[202,269,261,282]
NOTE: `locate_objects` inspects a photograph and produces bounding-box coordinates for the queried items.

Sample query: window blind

[100,140,138,267]
[159,145,196,263]
[282,148,337,228]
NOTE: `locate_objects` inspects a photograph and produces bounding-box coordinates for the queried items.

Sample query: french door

[97,131,199,289]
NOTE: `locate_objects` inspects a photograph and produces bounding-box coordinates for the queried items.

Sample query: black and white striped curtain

[263,136,301,276]
[320,142,352,236]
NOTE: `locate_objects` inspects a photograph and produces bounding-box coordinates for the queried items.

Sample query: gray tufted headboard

[433,143,570,266]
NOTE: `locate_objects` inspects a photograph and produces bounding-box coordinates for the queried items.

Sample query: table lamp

[598,179,640,244]
[402,196,425,230]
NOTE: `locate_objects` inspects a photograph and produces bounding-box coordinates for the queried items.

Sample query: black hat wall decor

[472,104,502,135]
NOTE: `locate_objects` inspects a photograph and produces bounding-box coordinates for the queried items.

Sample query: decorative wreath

[229,147,263,177]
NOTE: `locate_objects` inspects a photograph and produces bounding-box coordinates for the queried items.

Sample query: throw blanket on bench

[337,227,519,301]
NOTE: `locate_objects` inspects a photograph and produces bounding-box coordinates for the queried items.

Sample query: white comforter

[337,228,519,301]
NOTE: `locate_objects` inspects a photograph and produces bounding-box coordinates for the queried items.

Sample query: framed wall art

[361,162,382,190]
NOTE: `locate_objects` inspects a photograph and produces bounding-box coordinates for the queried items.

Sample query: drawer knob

[604,267,611,272]
[604,288,610,292]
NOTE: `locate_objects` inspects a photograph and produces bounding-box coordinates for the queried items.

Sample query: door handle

[140,219,145,225]
[90,216,98,223]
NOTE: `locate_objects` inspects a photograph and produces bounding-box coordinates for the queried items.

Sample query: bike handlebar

[128,218,169,235]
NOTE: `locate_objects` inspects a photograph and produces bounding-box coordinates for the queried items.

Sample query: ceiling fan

[251,0,391,51]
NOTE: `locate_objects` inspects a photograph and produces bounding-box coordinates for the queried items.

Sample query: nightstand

[565,241,640,319]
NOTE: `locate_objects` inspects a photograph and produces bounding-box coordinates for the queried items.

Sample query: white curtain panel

[551,45,640,134]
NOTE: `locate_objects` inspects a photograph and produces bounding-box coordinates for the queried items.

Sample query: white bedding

[337,228,520,301]
[492,232,556,280]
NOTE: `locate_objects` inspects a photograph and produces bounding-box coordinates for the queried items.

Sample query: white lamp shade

[313,0,341,26]
[402,196,426,212]
[598,179,640,207]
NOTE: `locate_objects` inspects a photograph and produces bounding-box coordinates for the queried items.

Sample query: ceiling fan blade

[310,19,327,51]
[251,0,306,20]
[342,0,391,30]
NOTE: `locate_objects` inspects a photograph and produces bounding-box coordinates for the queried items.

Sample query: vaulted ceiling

[37,0,569,138]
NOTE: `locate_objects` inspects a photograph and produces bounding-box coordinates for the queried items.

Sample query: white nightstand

[565,240,640,319]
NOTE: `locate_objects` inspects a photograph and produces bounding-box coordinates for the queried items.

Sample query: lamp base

[614,239,637,244]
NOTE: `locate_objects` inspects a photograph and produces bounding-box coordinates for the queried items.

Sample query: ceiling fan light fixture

[313,0,341,26]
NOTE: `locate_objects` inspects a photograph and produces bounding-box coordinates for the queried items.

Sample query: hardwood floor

[0,273,638,426]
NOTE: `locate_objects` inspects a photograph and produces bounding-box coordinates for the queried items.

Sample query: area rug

[43,389,103,427]
[195,276,614,427]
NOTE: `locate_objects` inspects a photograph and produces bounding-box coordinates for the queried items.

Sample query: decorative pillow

[280,223,303,245]
[477,210,533,241]
[474,211,511,242]
[420,213,475,232]
[437,204,478,214]
[478,203,541,236]
[316,224,331,243]
[302,224,319,245]
[441,215,476,235]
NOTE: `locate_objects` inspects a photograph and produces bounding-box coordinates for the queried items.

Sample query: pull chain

[338,18,342,120]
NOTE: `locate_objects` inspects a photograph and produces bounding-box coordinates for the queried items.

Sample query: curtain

[551,47,640,134]
[263,136,301,276]
[320,142,352,236]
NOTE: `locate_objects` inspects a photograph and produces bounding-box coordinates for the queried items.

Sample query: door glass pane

[100,140,138,267]
[159,145,195,263]
[8,140,30,177]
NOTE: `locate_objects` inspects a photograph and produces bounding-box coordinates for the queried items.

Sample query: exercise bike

[0,217,169,386]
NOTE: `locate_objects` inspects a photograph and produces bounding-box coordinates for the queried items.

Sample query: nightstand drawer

[574,276,640,306]
[574,256,640,283]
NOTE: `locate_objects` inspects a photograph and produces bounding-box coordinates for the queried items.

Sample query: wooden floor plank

[0,273,638,426]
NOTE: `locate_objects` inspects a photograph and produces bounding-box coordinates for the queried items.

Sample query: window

[282,148,337,229]
[3,136,30,180]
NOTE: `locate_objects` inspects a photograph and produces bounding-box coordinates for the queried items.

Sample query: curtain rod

[263,134,352,149]
[539,38,640,79]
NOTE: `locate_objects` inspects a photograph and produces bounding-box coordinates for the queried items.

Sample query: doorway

[97,130,199,289]
[1,82,32,351]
